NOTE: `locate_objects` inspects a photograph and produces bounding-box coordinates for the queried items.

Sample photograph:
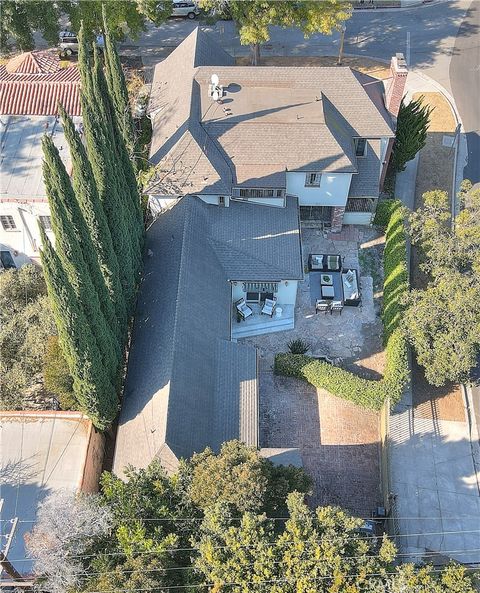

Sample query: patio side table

[321,285,335,299]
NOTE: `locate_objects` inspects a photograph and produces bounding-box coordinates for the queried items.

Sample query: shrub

[43,336,76,410]
[373,199,400,228]
[275,200,409,410]
[287,338,310,354]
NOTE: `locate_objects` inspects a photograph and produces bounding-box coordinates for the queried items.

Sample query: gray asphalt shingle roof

[113,195,304,476]
[208,196,303,280]
[348,139,382,197]
[147,29,394,197]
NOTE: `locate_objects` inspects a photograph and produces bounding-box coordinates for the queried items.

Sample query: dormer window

[354,138,367,157]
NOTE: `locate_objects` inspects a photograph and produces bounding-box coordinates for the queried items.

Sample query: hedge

[275,200,409,410]
[373,199,400,227]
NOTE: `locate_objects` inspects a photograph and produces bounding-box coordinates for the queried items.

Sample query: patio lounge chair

[330,301,344,315]
[315,299,330,314]
[261,297,277,317]
[235,298,253,320]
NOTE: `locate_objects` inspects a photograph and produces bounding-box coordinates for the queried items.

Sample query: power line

[48,566,480,593]
[5,514,479,524]
[12,528,480,562]
[76,547,480,579]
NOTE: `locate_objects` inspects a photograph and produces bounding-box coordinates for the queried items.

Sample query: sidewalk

[390,71,480,565]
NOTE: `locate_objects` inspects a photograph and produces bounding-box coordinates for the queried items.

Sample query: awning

[242,282,278,293]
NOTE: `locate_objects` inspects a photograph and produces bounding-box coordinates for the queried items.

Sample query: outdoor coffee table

[320,273,333,286]
[321,285,335,299]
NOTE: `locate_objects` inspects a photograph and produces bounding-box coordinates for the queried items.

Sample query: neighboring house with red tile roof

[0,51,82,269]
[0,50,81,116]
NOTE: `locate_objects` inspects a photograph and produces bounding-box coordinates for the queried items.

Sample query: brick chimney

[385,53,408,119]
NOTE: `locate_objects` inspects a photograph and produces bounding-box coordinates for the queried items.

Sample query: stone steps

[232,316,294,338]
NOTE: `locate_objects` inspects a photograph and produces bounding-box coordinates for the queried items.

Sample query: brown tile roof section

[0,50,81,116]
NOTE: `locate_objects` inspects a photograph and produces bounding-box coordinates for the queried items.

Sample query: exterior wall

[79,424,105,494]
[286,172,351,206]
[198,195,230,207]
[149,194,229,214]
[232,197,284,207]
[343,211,374,225]
[0,200,54,266]
[232,280,298,305]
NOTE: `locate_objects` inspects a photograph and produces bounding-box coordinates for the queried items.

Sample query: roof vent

[208,73,224,101]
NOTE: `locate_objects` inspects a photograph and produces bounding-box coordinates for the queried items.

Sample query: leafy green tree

[0,264,57,409]
[404,185,480,385]
[0,294,56,409]
[199,0,352,64]
[0,0,60,52]
[195,493,477,592]
[39,226,118,429]
[391,96,432,172]
[59,104,127,337]
[0,0,172,53]
[42,136,121,384]
[0,263,45,319]
[184,440,312,515]
[63,0,173,42]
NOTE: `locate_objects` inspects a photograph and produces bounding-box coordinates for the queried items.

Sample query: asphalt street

[127,0,479,181]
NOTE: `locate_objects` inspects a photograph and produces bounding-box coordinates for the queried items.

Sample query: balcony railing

[232,188,286,199]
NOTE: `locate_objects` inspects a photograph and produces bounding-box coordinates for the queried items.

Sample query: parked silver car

[58,31,104,57]
[171,1,199,19]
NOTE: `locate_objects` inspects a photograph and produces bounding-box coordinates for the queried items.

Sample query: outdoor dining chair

[330,301,344,315]
[315,299,330,314]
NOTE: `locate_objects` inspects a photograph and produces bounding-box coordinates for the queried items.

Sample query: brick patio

[260,371,381,514]
[244,225,386,514]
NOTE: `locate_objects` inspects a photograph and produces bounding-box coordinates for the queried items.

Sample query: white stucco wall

[286,172,351,206]
[0,201,53,266]
[343,212,373,225]
[231,280,298,305]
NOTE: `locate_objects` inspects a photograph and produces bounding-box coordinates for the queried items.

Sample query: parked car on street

[171,1,199,19]
[58,31,104,57]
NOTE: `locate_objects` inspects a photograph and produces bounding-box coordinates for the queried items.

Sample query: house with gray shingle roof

[114,30,409,476]
[113,195,303,476]
[147,28,405,231]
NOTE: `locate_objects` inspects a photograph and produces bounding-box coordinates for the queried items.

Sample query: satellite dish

[211,73,219,86]
[212,89,220,101]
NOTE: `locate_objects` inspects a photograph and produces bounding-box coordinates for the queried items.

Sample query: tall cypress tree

[91,46,144,266]
[42,136,121,383]
[39,226,118,430]
[78,28,137,308]
[58,104,127,336]
[102,3,136,156]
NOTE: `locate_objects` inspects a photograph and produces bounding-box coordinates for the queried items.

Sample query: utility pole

[337,24,347,66]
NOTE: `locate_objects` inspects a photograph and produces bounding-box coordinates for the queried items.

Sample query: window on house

[39,215,52,231]
[0,215,16,231]
[354,138,367,157]
[236,188,284,199]
[219,196,225,206]
[305,173,321,187]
